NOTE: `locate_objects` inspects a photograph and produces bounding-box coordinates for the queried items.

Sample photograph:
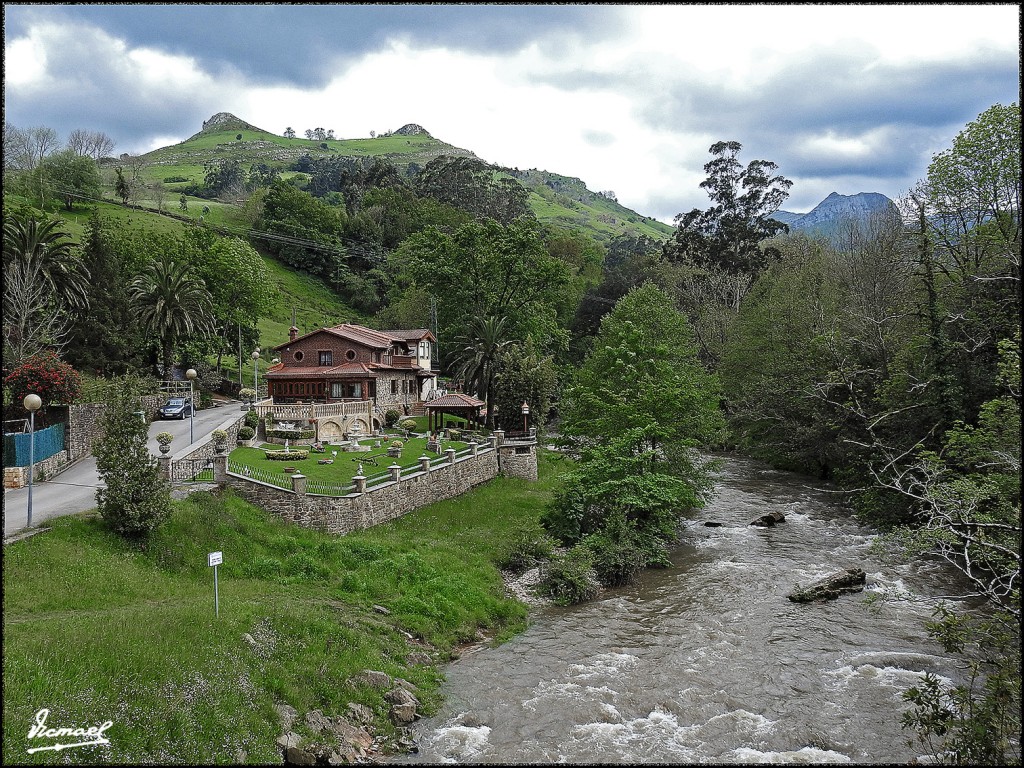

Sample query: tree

[546,283,724,548]
[66,128,115,161]
[94,373,171,541]
[40,149,103,210]
[114,167,131,205]
[283,127,296,139]
[414,156,532,224]
[3,209,90,309]
[394,216,569,351]
[2,258,72,370]
[491,335,559,433]
[129,255,215,376]
[662,141,792,364]
[450,315,515,429]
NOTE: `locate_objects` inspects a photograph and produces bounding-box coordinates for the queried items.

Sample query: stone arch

[317,418,346,439]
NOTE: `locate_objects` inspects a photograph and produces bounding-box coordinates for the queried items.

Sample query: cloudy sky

[4,3,1019,222]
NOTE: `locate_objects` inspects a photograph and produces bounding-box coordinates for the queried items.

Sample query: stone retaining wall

[167,411,247,480]
[225,447,504,536]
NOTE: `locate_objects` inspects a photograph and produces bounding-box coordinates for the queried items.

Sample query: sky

[4,3,1020,223]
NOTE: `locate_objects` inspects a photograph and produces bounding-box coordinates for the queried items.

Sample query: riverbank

[2,450,568,764]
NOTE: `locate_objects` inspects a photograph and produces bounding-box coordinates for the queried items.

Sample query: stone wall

[497,439,538,481]
[225,447,503,535]
[167,411,247,480]
[4,395,165,489]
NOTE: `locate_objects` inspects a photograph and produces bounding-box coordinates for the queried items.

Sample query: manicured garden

[229,435,472,489]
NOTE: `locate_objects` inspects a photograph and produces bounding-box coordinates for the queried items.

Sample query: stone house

[266,323,438,432]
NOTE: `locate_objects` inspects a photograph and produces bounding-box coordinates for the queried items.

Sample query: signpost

[208,551,223,617]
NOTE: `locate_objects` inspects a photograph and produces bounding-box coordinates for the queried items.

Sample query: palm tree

[3,213,90,309]
[451,314,515,429]
[129,256,215,377]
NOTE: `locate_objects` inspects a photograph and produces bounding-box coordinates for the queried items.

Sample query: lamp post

[186,368,198,444]
[23,394,42,528]
[249,350,260,405]
[521,400,530,435]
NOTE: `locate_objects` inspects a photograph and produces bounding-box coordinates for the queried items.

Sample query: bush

[155,431,174,446]
[384,409,401,427]
[537,546,599,605]
[237,426,255,441]
[211,429,228,442]
[243,410,259,429]
[496,529,558,574]
[400,418,417,431]
[447,429,462,440]
[4,351,82,407]
[390,440,404,449]
[238,387,256,402]
[163,175,189,183]
[583,513,658,587]
[267,429,315,440]
[264,450,308,460]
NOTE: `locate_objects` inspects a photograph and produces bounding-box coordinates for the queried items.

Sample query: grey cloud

[582,129,616,147]
[5,4,625,89]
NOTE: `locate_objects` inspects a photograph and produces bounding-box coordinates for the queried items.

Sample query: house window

[368,381,376,398]
[319,350,333,366]
[391,380,398,395]
[331,382,343,399]
[345,349,356,361]
[294,351,304,362]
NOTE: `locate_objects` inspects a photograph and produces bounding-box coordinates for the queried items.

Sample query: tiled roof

[326,323,396,348]
[424,393,485,410]
[381,329,436,343]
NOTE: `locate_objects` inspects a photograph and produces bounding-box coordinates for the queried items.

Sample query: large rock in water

[750,511,786,527]
[787,568,867,603]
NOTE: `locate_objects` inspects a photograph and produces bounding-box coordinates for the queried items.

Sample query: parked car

[158,397,193,420]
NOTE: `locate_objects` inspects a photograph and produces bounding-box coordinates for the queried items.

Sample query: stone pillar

[389,464,402,482]
[213,454,228,484]
[291,473,306,495]
[353,475,366,494]
[158,455,172,481]
[418,456,431,473]
[445,448,456,464]
[494,429,505,446]
[489,434,499,450]
[470,442,479,456]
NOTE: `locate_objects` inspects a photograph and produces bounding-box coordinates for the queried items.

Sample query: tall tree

[129,255,215,377]
[40,149,103,210]
[3,209,90,309]
[547,283,724,545]
[450,315,515,429]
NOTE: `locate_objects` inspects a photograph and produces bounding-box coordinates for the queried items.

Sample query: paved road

[3,401,245,537]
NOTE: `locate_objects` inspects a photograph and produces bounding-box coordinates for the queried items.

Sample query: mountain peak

[199,112,265,134]
[394,123,432,137]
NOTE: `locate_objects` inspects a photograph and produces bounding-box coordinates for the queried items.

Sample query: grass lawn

[229,436,471,488]
[2,450,569,764]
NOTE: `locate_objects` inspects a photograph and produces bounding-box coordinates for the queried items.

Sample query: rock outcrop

[750,511,786,527]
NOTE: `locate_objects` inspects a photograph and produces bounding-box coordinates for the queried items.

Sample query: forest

[3,103,1020,763]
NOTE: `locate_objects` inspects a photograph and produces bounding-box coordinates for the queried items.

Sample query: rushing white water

[398,454,971,764]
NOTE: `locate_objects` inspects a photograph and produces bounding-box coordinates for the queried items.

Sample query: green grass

[3,450,569,764]
[229,436,470,488]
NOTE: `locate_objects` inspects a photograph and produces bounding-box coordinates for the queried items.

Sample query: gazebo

[424,392,486,433]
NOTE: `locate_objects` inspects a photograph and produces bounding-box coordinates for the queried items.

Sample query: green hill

[137,112,672,244]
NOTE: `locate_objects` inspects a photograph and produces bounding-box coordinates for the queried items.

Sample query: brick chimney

[289,325,299,342]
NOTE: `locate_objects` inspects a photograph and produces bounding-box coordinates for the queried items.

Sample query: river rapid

[396,454,974,764]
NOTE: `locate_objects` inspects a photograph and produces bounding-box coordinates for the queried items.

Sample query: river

[396,454,973,764]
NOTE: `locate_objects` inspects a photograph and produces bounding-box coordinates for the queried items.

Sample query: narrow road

[3,402,244,538]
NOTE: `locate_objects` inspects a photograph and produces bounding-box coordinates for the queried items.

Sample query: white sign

[208,551,223,567]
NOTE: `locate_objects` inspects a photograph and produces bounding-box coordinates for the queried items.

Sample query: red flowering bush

[3,352,82,407]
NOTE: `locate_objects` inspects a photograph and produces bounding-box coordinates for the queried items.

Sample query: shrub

[211,429,228,442]
[583,513,656,587]
[400,418,417,431]
[243,409,259,429]
[95,373,170,540]
[390,440,404,449]
[447,429,461,440]
[4,352,82,407]
[496,529,558,574]
[537,546,599,605]
[267,429,315,440]
[163,175,188,183]
[264,450,308,460]
[238,387,256,402]
[155,431,174,446]
[384,409,401,427]
[237,426,255,441]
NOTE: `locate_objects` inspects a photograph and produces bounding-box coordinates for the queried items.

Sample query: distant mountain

[773,192,898,239]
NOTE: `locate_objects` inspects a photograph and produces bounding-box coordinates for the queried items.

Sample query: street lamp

[186,368,198,444]
[23,394,42,528]
[251,348,261,402]
[521,400,530,435]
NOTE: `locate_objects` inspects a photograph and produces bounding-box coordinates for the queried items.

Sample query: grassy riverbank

[2,449,567,764]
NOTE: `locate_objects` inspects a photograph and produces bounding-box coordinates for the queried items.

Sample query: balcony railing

[252,399,373,422]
